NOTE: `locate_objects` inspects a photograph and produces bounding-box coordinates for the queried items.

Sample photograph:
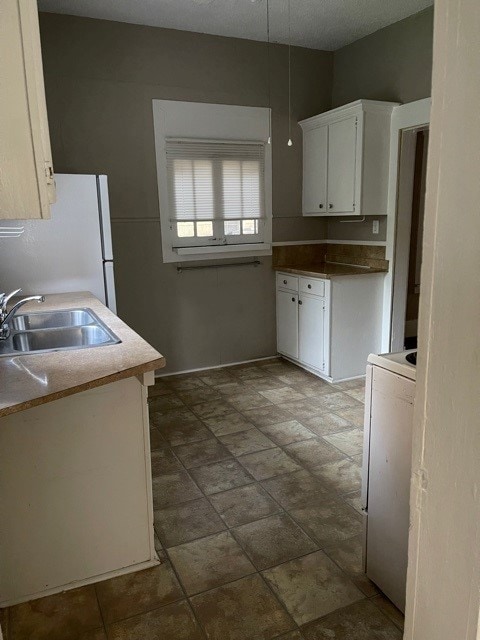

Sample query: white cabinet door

[302,125,328,215]
[277,289,299,360]
[0,0,55,219]
[327,117,357,214]
[298,294,326,371]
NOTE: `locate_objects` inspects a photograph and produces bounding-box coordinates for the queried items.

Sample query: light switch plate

[372,220,380,235]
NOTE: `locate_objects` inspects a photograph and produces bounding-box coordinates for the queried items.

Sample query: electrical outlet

[372,220,380,235]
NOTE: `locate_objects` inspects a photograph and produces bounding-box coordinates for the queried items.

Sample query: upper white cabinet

[0,0,55,220]
[299,100,398,217]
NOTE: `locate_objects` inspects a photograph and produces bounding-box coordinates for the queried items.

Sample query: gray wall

[332,7,433,107]
[326,6,433,244]
[39,13,332,373]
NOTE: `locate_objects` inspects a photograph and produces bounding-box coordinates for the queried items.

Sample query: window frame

[153,100,272,263]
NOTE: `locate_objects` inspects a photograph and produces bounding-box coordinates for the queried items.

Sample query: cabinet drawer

[277,273,299,292]
[300,277,325,297]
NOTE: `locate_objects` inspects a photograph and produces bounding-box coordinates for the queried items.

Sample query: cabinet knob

[291,297,295,302]
[319,204,324,209]
[307,284,312,289]
[329,204,333,209]
[298,300,303,305]
[283,280,287,285]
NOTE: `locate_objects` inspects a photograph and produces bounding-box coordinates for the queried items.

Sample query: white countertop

[367,349,416,381]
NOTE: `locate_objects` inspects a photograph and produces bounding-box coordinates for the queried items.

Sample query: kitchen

[1,1,479,639]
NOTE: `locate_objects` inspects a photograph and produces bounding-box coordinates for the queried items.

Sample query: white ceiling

[38,0,433,51]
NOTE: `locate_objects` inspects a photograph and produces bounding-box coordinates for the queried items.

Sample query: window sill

[163,243,272,263]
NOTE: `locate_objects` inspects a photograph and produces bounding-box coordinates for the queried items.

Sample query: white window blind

[166,139,265,222]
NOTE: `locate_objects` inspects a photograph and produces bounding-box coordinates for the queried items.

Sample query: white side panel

[97,175,113,261]
[104,262,117,314]
[0,174,106,304]
[0,377,155,606]
[330,274,384,381]
[365,366,415,612]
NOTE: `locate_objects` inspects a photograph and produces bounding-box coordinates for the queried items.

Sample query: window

[167,139,265,248]
[153,101,272,263]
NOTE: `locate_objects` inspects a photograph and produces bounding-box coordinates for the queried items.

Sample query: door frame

[381,98,431,352]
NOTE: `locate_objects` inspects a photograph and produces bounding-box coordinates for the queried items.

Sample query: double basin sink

[0,308,121,357]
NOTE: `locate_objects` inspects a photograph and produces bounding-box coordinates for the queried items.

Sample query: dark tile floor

[2,358,404,640]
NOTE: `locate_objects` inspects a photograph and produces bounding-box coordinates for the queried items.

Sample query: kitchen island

[0,292,165,607]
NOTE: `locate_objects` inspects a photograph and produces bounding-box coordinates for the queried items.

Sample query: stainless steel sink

[0,307,121,357]
[13,325,116,352]
[12,308,96,331]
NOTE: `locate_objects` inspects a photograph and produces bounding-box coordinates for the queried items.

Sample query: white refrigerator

[0,174,117,312]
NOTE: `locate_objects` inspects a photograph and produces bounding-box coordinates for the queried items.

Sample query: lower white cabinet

[276,271,384,382]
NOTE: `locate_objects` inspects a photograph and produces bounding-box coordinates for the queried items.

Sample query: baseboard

[155,354,278,379]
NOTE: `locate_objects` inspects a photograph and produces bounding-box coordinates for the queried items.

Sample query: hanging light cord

[266,0,272,144]
[287,0,293,146]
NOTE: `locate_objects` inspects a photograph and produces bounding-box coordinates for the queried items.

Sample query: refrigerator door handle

[97,175,114,261]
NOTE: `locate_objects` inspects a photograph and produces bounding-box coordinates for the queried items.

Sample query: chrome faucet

[0,288,45,340]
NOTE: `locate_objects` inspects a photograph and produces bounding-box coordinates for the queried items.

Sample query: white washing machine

[362,349,416,612]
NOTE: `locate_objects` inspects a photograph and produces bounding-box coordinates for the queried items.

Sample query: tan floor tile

[192,399,235,419]
[168,531,255,595]
[344,387,366,403]
[276,371,317,386]
[150,444,183,476]
[149,428,164,451]
[242,405,294,428]
[191,574,296,640]
[154,419,212,447]
[259,387,307,405]
[219,428,276,456]
[289,500,363,548]
[8,586,103,640]
[177,387,222,406]
[154,497,226,547]
[351,453,363,466]
[323,428,364,457]
[284,439,345,471]
[300,413,354,436]
[324,535,378,597]
[203,411,254,436]
[334,406,365,428]
[274,632,305,640]
[95,564,183,624]
[232,513,318,570]
[307,393,360,413]
[343,490,363,515]
[164,375,207,392]
[148,394,185,414]
[150,407,198,430]
[209,483,281,527]
[239,448,302,481]
[232,367,273,382]
[214,381,249,397]
[312,459,362,495]
[334,379,366,391]
[263,551,363,626]
[277,400,325,421]
[291,381,338,398]
[243,376,287,391]
[302,599,402,639]
[148,381,172,397]
[229,392,274,412]
[107,599,204,640]
[190,459,254,494]
[199,370,237,386]
[172,439,232,469]
[152,469,202,509]
[371,594,405,631]
[261,470,330,510]
[260,420,316,446]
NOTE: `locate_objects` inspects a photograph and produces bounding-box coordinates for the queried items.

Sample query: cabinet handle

[283,280,287,285]
[291,297,295,302]
[307,284,312,289]
[329,204,333,209]
[298,300,303,305]
[319,204,324,209]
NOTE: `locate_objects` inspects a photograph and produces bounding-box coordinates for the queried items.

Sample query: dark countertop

[274,262,388,279]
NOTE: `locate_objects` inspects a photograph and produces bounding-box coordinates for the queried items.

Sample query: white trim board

[272,239,386,246]
[382,98,431,352]
[155,354,278,378]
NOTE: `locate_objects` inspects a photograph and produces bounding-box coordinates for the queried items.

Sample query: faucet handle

[1,288,22,313]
